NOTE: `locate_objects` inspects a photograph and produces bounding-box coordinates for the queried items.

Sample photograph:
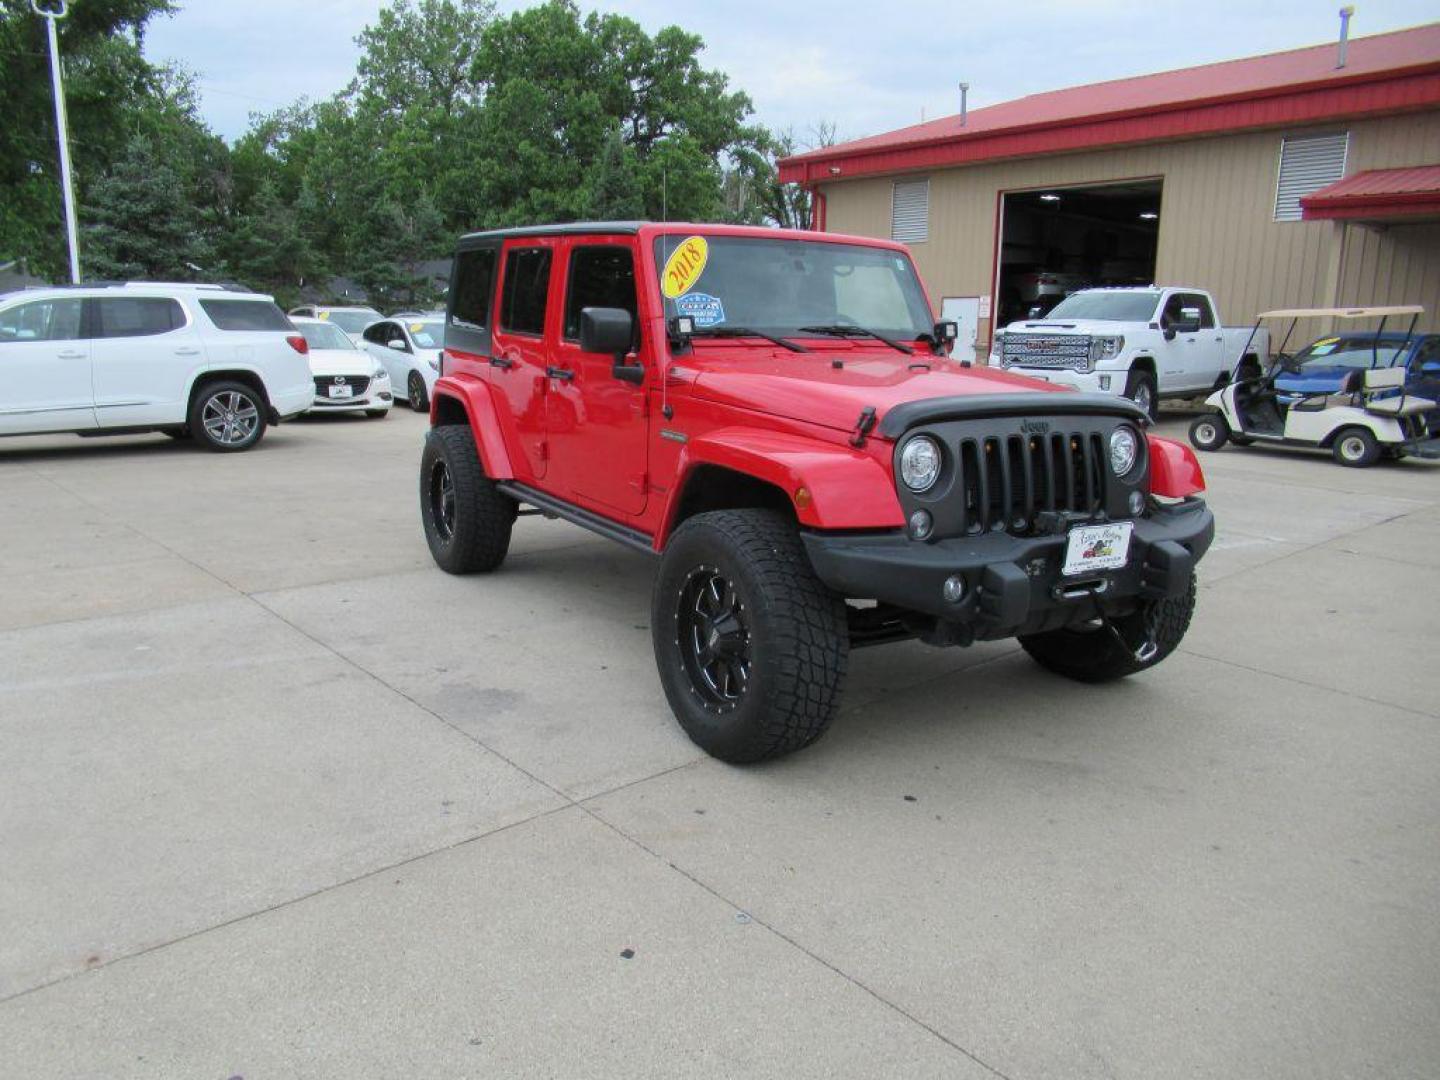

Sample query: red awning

[1300,165,1440,221]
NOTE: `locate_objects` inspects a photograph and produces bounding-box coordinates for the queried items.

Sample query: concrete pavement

[1,407,1437,1078]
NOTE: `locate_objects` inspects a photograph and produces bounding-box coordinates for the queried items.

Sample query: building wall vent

[891,179,930,243]
[1274,133,1348,221]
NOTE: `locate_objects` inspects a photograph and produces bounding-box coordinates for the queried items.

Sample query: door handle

[174,347,201,356]
[489,356,514,370]
[57,350,85,359]
[546,366,574,381]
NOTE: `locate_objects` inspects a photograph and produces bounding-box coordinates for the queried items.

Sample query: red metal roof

[1301,164,1440,219]
[778,24,1440,184]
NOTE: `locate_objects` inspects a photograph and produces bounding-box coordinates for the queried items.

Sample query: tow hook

[1091,594,1160,662]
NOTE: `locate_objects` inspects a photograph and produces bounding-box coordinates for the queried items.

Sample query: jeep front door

[547,241,648,516]
[489,243,557,481]
[0,296,93,435]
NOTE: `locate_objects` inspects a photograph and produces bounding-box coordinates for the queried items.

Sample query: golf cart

[1188,305,1440,467]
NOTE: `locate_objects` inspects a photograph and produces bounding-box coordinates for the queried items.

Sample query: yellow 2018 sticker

[661,236,709,299]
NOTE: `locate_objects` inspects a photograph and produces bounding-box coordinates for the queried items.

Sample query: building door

[941,297,980,360]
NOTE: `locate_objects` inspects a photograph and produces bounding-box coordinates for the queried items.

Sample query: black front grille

[955,431,1106,534]
[314,375,370,396]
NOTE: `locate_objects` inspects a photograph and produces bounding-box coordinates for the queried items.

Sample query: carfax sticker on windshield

[675,291,725,328]
[661,235,708,299]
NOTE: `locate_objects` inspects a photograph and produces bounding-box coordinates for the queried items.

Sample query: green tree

[0,0,179,277]
[83,134,208,280]
[588,125,644,220]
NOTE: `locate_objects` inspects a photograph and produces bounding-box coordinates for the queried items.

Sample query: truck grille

[314,375,370,396]
[1001,334,1091,371]
[955,431,1106,534]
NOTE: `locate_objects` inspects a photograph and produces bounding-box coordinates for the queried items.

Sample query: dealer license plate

[327,384,354,399]
[1062,521,1133,576]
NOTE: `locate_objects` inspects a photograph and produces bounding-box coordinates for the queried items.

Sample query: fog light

[909,509,933,539]
[1098,375,1111,391]
[942,575,966,603]
[1128,490,1145,515]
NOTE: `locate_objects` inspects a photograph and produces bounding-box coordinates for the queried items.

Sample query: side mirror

[1163,327,1177,342]
[580,307,643,385]
[387,339,407,351]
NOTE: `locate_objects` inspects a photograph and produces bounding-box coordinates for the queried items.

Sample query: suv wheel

[1019,574,1196,682]
[419,426,516,573]
[653,509,848,763]
[190,381,266,452]
[1125,370,1158,420]
[408,371,429,412]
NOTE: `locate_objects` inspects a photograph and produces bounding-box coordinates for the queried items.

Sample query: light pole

[32,0,81,284]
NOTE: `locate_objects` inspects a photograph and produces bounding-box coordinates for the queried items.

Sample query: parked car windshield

[323,310,380,334]
[408,320,444,349]
[299,321,356,351]
[1045,291,1161,322]
[1293,337,1406,370]
[652,235,934,341]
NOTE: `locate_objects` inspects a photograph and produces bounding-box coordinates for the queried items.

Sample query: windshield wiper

[797,324,913,355]
[690,326,808,353]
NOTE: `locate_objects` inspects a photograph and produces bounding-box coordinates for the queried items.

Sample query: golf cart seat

[1359,366,1436,416]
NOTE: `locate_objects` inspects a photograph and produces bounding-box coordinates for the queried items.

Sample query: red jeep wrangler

[420,223,1213,762]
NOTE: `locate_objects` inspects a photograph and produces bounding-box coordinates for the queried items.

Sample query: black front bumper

[802,498,1214,640]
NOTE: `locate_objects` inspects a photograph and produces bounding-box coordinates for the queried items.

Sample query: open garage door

[996,180,1162,329]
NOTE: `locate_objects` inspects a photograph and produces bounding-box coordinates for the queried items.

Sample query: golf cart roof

[1259,305,1424,319]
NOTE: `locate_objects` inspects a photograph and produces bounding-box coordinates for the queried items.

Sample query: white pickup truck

[988,286,1269,418]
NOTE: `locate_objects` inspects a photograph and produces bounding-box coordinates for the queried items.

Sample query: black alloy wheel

[429,457,456,543]
[676,566,751,711]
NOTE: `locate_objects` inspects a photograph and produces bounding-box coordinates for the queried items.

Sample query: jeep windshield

[1045,291,1161,322]
[653,235,933,345]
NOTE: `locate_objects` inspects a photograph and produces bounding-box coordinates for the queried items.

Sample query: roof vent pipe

[959,82,969,127]
[1336,6,1354,69]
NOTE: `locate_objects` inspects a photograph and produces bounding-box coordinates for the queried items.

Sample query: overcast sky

[143,1,1438,148]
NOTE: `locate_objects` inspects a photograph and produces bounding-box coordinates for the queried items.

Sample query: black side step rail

[495,482,657,556]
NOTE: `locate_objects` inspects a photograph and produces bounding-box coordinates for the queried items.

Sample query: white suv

[0,282,314,452]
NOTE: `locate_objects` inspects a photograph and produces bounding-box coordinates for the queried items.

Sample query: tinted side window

[200,299,292,332]
[452,248,497,330]
[363,322,390,345]
[0,298,83,342]
[94,297,185,338]
[500,247,552,336]
[564,246,637,341]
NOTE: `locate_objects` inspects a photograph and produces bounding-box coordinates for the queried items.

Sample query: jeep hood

[679,348,1069,435]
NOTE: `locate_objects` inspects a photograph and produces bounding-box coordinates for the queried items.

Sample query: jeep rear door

[489,241,558,480]
[546,238,648,516]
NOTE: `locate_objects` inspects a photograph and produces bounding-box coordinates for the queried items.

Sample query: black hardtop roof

[457,221,645,244]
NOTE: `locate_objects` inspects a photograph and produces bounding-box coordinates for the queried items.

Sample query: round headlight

[899,436,942,492]
[1109,425,1140,477]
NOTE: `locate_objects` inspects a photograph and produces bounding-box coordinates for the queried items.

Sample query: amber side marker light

[794,487,813,510]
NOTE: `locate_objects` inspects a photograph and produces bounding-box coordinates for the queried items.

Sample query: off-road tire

[1019,573,1197,683]
[408,371,429,412]
[1188,413,1228,452]
[1332,426,1379,468]
[420,425,516,574]
[189,380,267,452]
[1125,369,1158,420]
[652,509,848,763]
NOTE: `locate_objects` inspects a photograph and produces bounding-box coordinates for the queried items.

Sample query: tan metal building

[779,24,1440,356]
